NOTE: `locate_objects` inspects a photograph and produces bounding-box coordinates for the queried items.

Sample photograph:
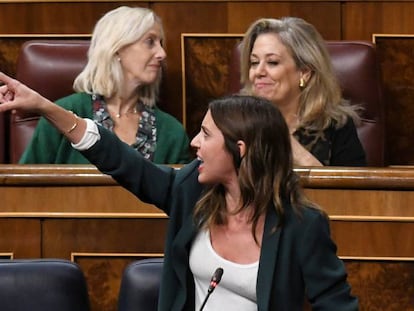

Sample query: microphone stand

[199,290,212,311]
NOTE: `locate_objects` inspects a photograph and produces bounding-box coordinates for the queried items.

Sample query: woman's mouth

[197,158,204,172]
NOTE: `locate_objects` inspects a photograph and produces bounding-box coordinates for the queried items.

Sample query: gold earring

[299,77,305,88]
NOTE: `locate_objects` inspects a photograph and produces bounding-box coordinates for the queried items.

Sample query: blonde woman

[240,17,366,166]
[20,6,190,164]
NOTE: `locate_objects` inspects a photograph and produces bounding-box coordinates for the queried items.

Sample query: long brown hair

[193,95,318,242]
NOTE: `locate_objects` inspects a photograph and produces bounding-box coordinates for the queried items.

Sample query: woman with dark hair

[0,72,358,310]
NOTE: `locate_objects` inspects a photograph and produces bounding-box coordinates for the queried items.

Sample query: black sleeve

[81,125,176,209]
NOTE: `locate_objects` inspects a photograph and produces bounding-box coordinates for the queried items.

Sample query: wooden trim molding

[0,253,14,259]
[71,252,164,262]
[3,165,414,189]
[341,256,414,261]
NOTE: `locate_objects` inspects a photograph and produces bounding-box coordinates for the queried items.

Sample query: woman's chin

[197,174,214,185]
[197,175,206,184]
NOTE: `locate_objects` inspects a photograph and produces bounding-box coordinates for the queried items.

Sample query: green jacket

[19,93,191,164]
[82,126,359,311]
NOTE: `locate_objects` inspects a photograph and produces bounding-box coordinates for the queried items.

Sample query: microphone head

[212,268,223,283]
[208,267,224,293]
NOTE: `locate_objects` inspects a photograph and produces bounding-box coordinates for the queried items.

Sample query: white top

[189,229,258,311]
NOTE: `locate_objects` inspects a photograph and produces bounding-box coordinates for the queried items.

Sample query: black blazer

[82,126,358,311]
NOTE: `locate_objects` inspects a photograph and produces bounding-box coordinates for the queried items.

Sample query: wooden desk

[1,165,413,311]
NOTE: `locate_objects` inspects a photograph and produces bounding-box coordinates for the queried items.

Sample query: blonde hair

[240,17,360,130]
[73,6,164,107]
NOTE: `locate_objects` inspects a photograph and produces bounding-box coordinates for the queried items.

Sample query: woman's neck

[105,93,140,118]
[224,184,255,224]
[278,103,299,133]
[223,177,242,213]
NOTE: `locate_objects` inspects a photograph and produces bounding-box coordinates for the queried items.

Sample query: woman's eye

[201,129,209,138]
[267,61,279,66]
[250,61,259,67]
[145,37,155,46]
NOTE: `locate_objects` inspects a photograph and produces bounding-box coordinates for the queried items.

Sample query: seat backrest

[118,258,164,311]
[10,39,90,163]
[229,40,385,167]
[0,259,90,311]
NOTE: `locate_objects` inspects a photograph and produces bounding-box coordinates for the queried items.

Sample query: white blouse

[189,229,258,311]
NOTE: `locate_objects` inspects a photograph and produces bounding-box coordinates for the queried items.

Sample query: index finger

[0,72,15,85]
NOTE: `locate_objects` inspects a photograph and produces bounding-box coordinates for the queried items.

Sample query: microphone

[199,267,224,311]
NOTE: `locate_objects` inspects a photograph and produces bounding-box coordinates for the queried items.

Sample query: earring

[299,77,305,88]
[117,57,121,62]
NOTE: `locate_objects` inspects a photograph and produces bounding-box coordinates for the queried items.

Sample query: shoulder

[338,116,358,130]
[175,159,200,184]
[154,107,185,129]
[325,116,357,133]
[55,93,93,115]
[325,116,360,141]
[284,205,330,235]
[153,108,189,145]
[300,206,328,224]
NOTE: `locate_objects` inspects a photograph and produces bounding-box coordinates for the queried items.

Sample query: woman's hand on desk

[290,135,323,166]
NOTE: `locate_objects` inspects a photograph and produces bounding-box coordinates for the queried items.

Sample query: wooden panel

[74,254,162,311]
[0,2,144,34]
[182,34,243,140]
[0,185,161,214]
[1,165,414,310]
[346,260,414,310]
[0,164,169,214]
[226,2,341,39]
[342,2,414,40]
[153,2,229,121]
[332,221,414,257]
[373,35,414,165]
[0,219,41,258]
[305,188,414,217]
[42,219,167,311]
[42,218,167,257]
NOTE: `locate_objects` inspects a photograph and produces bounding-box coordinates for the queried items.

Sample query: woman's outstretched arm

[0,72,86,144]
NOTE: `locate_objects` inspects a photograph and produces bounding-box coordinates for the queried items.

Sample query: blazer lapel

[257,208,281,311]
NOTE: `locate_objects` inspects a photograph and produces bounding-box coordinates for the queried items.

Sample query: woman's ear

[301,68,312,85]
[237,140,246,158]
